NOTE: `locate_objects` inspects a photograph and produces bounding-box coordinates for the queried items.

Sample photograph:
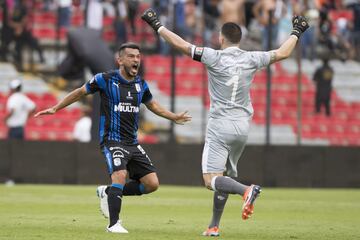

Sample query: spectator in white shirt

[5,79,36,140]
[86,0,104,30]
[73,106,92,142]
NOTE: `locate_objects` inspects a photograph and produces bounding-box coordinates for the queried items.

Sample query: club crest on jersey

[135,83,141,92]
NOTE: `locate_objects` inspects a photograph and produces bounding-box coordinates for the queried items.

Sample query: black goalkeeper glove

[291,16,309,38]
[141,8,163,32]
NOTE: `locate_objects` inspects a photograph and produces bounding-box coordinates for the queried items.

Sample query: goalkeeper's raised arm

[141,8,309,64]
[269,16,309,64]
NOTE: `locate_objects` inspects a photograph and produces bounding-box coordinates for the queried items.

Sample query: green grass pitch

[0,185,359,240]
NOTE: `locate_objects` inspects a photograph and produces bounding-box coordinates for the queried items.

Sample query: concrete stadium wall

[0,141,359,187]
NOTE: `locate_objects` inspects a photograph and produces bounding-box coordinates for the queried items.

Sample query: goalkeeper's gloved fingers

[291,16,309,38]
[297,16,309,32]
[292,15,300,27]
[141,8,163,32]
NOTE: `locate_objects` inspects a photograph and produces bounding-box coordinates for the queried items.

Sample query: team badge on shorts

[113,158,121,166]
[112,150,124,166]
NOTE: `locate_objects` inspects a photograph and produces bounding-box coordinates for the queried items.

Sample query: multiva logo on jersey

[114,102,139,113]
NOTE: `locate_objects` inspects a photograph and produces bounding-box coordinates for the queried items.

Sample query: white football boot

[96,185,109,218]
[107,220,129,233]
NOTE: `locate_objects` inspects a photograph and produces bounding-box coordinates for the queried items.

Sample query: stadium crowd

[1,0,360,145]
[1,0,360,62]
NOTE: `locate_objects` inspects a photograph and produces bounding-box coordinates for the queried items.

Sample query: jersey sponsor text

[114,102,140,113]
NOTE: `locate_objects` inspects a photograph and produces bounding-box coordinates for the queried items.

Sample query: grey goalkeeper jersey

[195,46,270,120]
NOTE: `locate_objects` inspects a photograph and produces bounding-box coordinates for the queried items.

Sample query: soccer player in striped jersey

[142,8,308,236]
[35,42,191,233]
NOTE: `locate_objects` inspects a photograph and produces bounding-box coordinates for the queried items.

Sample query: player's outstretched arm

[145,100,192,125]
[34,85,87,117]
[141,8,192,57]
[270,16,309,64]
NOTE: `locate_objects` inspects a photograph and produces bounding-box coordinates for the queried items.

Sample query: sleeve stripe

[85,83,91,93]
[193,46,204,62]
[97,74,107,90]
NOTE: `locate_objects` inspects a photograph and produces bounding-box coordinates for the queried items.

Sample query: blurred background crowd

[1,0,360,61]
[0,0,360,146]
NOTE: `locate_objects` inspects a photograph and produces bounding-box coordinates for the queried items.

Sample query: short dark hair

[221,22,242,44]
[14,86,21,92]
[118,42,140,55]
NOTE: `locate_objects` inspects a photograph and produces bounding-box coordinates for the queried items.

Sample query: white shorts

[202,117,250,177]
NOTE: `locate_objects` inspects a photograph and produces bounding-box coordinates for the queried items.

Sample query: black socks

[108,184,123,227]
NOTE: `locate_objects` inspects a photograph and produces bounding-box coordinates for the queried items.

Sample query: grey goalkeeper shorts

[202,117,250,177]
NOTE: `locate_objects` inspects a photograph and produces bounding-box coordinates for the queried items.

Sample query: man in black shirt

[9,0,44,68]
[313,59,333,116]
[35,42,191,233]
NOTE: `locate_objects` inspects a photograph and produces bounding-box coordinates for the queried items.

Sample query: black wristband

[290,27,302,38]
[152,20,162,32]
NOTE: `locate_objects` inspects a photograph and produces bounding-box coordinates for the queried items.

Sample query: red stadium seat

[32,28,57,40]
[103,30,116,42]
[41,93,57,102]
[103,16,115,26]
[71,11,84,26]
[247,63,360,146]
[33,12,57,25]
[145,72,171,82]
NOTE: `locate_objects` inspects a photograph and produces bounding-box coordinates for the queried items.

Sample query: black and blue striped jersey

[85,70,153,146]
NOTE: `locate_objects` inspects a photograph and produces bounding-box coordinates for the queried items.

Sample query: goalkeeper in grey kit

[142,8,309,236]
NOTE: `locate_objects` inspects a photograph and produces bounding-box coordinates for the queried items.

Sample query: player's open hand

[34,107,57,117]
[173,111,192,125]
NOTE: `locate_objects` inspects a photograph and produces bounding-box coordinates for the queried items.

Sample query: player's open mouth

[132,64,139,71]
